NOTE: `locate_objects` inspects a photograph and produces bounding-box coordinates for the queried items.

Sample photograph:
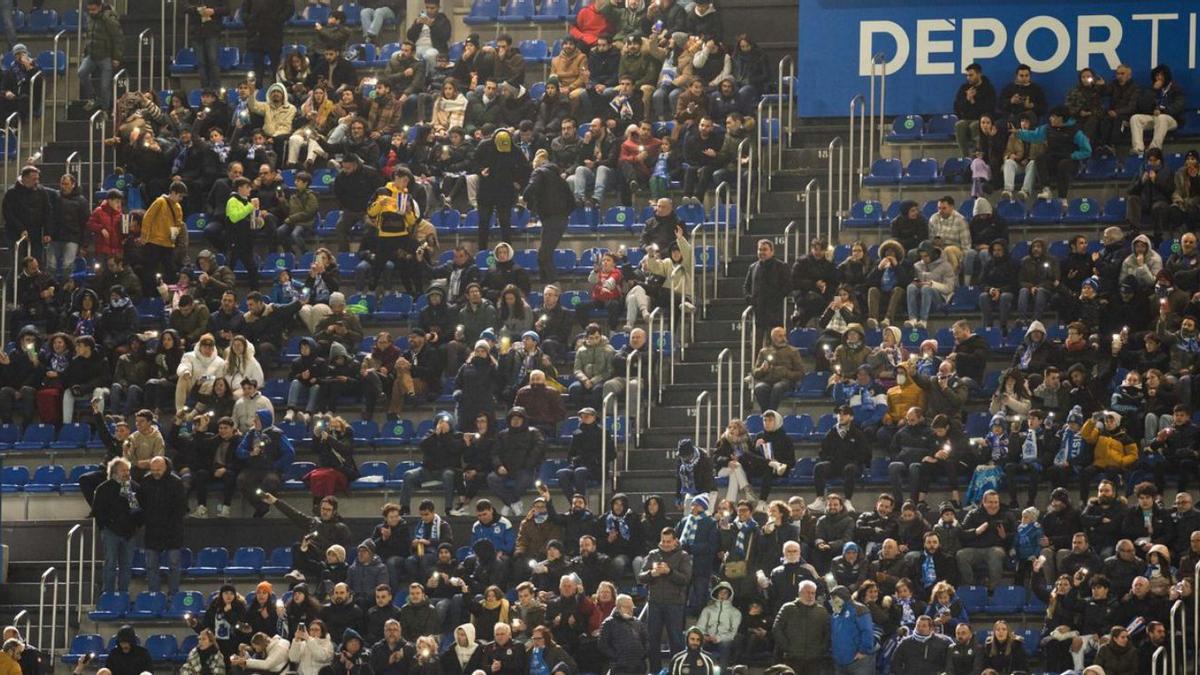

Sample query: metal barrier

[1194,562,1199,675]
[736,137,752,232]
[691,222,708,318]
[163,0,178,81]
[714,181,731,277]
[738,306,755,420]
[869,52,887,161]
[715,348,733,429]
[11,610,30,645]
[623,352,642,451]
[27,71,43,156]
[600,391,616,506]
[694,391,713,449]
[777,55,795,143]
[647,306,667,402]
[803,179,819,251]
[11,233,27,300]
[1151,645,1164,674]
[66,522,93,629]
[1169,598,1185,675]
[37,566,59,659]
[826,137,844,241]
[111,68,127,120]
[52,31,68,137]
[1,280,7,350]
[137,30,156,93]
[65,150,80,179]
[848,94,865,217]
[3,112,21,188]
[668,265,691,362]
[87,110,106,203]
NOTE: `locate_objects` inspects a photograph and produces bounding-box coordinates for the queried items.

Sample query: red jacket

[618,137,662,177]
[591,267,622,302]
[569,5,611,47]
[87,203,124,256]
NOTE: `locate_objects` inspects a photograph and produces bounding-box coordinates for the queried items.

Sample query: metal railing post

[849,94,865,217]
[27,71,43,156]
[137,30,154,93]
[37,567,59,659]
[879,54,887,157]
[4,112,21,189]
[1151,645,1164,675]
[11,233,27,301]
[694,391,712,450]
[11,610,29,646]
[110,68,127,120]
[783,220,796,263]
[715,348,733,426]
[647,307,663,405]
[739,306,754,419]
[690,223,707,317]
[51,31,66,139]
[802,179,817,247]
[1169,599,1183,675]
[1,280,7,344]
[713,181,730,277]
[87,110,105,203]
[600,391,614,507]
[827,137,844,242]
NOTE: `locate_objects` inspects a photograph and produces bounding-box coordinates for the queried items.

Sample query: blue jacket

[829,587,875,666]
[1015,521,1043,560]
[674,512,719,565]
[1017,123,1092,161]
[235,410,295,472]
[471,515,517,555]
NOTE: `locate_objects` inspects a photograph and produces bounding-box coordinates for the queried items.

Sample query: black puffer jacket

[136,470,187,550]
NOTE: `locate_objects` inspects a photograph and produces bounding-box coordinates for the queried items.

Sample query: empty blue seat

[169,47,197,73]
[987,585,1025,613]
[26,8,59,32]
[957,585,987,614]
[187,547,229,577]
[353,461,389,489]
[262,547,294,575]
[226,547,265,575]
[146,634,177,662]
[430,208,461,233]
[25,464,65,492]
[63,464,100,492]
[941,157,971,183]
[463,0,500,24]
[886,114,923,142]
[64,634,104,664]
[13,423,54,450]
[1080,156,1117,181]
[925,113,958,139]
[310,168,336,192]
[783,414,813,439]
[500,0,534,22]
[995,199,1027,224]
[964,411,990,437]
[128,591,167,620]
[1063,197,1101,224]
[218,47,240,71]
[601,206,636,232]
[1027,199,1061,225]
[376,419,413,447]
[163,591,205,620]
[795,372,827,399]
[900,158,939,185]
[1100,197,1127,224]
[517,38,547,63]
[567,207,599,234]
[89,592,129,621]
[51,422,91,449]
[1,465,28,492]
[534,0,569,21]
[862,158,902,186]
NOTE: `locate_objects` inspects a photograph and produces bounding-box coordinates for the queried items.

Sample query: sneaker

[217,505,231,518]
[284,410,295,422]
[808,496,827,512]
[191,505,208,518]
[622,324,634,333]
[1015,190,1028,202]
[867,318,879,331]
[298,411,310,425]
[511,500,524,516]
[1037,187,1053,201]
[449,506,470,517]
[843,498,855,512]
[1001,190,1012,201]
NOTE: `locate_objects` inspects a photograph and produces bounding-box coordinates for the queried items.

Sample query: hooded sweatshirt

[829,585,876,666]
[248,83,298,137]
[696,581,741,643]
[913,241,957,300]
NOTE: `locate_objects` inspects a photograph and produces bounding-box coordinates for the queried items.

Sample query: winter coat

[636,545,692,606]
[287,634,333,675]
[347,553,389,602]
[598,609,648,673]
[1080,418,1138,470]
[84,4,123,60]
[696,582,741,643]
[106,627,153,675]
[771,600,830,662]
[892,633,952,675]
[136,471,187,551]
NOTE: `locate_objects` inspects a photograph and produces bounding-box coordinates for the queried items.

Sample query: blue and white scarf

[678,451,700,497]
[1054,428,1084,467]
[985,430,1008,463]
[605,512,631,540]
[731,518,757,559]
[417,514,443,542]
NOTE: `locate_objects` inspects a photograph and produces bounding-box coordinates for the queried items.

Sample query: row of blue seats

[219,3,391,29]
[1,8,83,34]
[862,152,1194,188]
[464,0,583,25]
[845,194,1129,228]
[0,49,67,74]
[885,111,1200,143]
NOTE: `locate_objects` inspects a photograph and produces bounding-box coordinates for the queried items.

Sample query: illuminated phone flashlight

[255,488,264,496]
[943,442,951,453]
[247,70,256,81]
[1112,333,1120,344]
[528,559,538,569]
[535,479,543,488]
[24,342,34,352]
[183,612,192,622]
[93,262,101,272]
[638,144,645,152]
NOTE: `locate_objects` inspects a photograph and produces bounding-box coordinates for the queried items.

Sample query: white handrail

[694,391,712,450]
[87,110,106,205]
[1151,645,1164,675]
[713,181,731,277]
[3,112,21,190]
[27,71,43,156]
[868,53,884,170]
[11,233,27,301]
[715,348,733,428]
[849,94,865,218]
[1,280,7,351]
[65,150,80,179]
[37,567,58,660]
[11,610,30,646]
[690,222,707,318]
[778,55,795,140]
[66,523,89,627]
[51,31,67,139]
[878,54,887,157]
[827,137,844,242]
[668,265,684,361]
[783,220,797,263]
[110,68,127,121]
[739,306,755,420]
[600,391,615,507]
[623,351,641,451]
[802,179,818,248]
[1169,598,1184,675]
[137,30,155,93]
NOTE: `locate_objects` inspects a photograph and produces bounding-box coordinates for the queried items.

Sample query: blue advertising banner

[796,0,1199,117]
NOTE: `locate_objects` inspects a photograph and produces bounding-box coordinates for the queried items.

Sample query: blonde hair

[531,148,549,169]
[326,544,346,563]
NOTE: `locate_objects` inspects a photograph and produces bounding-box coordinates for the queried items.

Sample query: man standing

[637,528,693,674]
[3,166,54,267]
[772,580,829,672]
[743,239,791,348]
[92,457,142,594]
[599,594,648,675]
[242,0,291,81]
[473,129,529,249]
[136,456,187,596]
[140,181,188,290]
[891,615,952,674]
[77,0,123,113]
[828,585,875,675]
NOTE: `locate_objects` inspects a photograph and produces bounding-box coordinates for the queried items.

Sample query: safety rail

[623,351,642,451]
[137,30,157,93]
[1151,645,1164,674]
[66,522,94,629]
[11,610,30,646]
[87,110,106,205]
[37,566,59,660]
[693,391,713,449]
[868,52,887,164]
[27,71,43,156]
[11,232,27,303]
[777,55,795,141]
[3,112,21,189]
[738,306,755,419]
[827,137,844,239]
[600,390,616,506]
[65,150,81,179]
[735,137,752,234]
[669,264,694,355]
[111,68,128,120]
[689,223,709,323]
[714,348,734,431]
[1,274,7,342]
[1169,598,1185,675]
[163,0,179,71]
[713,181,732,277]
[647,306,667,403]
[52,31,68,138]
[783,179,821,263]
[848,94,866,218]
[1194,562,1199,671]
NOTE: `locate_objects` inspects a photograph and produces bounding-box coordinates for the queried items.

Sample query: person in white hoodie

[695,581,740,669]
[905,241,957,329]
[223,336,265,399]
[175,333,227,410]
[287,619,334,675]
[439,623,485,675]
[232,379,276,433]
[1119,233,1163,292]
[230,632,290,674]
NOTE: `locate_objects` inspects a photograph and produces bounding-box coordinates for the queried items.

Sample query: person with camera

[307,415,358,513]
[229,631,290,675]
[235,409,294,517]
[261,490,353,583]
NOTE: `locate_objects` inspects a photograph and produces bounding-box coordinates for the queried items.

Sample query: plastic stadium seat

[430,208,461,234]
[534,0,569,22]
[13,423,54,450]
[957,585,987,614]
[788,328,818,350]
[920,200,939,220]
[294,4,329,23]
[26,8,58,32]
[1114,156,1142,181]
[64,634,104,664]
[463,0,500,24]
[947,286,978,313]
[283,462,316,490]
[187,547,229,577]
[1,466,28,492]
[795,372,827,399]
[925,113,958,139]
[447,41,464,61]
[862,158,902,186]
[146,634,177,662]
[89,592,129,621]
[163,591,205,620]
[783,414,813,439]
[567,207,599,234]
[262,547,294,576]
[310,168,336,192]
[900,158,939,185]
[1100,197,1127,224]
[51,422,91,450]
[218,47,240,71]
[995,199,1026,224]
[987,585,1025,613]
[964,411,990,437]
[376,420,413,447]
[170,47,197,74]
[553,249,578,275]
[128,591,167,620]
[518,39,547,63]
[500,0,534,22]
[886,114,923,142]
[1063,197,1101,224]
[941,157,971,184]
[676,202,705,227]
[63,464,99,492]
[25,465,66,492]
[226,547,266,575]
[1027,199,1061,225]
[602,206,636,232]
[1080,156,1117,181]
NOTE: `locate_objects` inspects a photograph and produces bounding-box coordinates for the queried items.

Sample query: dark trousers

[247,41,282,83]
[1034,155,1076,198]
[813,461,860,499]
[228,236,259,288]
[362,371,395,416]
[0,385,35,423]
[140,243,177,292]
[538,214,567,283]
[1003,461,1041,504]
[476,201,513,250]
[1126,194,1173,238]
[642,602,685,673]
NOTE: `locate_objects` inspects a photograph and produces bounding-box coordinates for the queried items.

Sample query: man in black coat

[473,129,530,250]
[2,166,54,265]
[93,458,143,595]
[331,153,385,252]
[743,239,791,348]
[949,319,989,385]
[172,128,222,216]
[242,0,292,80]
[105,626,153,675]
[47,173,91,281]
[136,456,188,596]
[522,159,574,283]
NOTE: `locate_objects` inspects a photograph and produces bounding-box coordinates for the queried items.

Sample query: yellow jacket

[1080,418,1139,470]
[0,651,23,675]
[883,367,925,425]
[367,183,419,238]
[142,195,182,248]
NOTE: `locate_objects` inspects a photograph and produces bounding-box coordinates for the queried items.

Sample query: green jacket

[284,188,318,226]
[85,5,124,61]
[457,300,498,343]
[572,339,614,383]
[619,51,661,89]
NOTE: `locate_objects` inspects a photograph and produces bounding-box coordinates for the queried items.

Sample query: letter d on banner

[859,20,909,76]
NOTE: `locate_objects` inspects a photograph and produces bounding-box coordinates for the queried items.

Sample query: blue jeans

[905,285,944,321]
[195,36,221,89]
[64,386,104,423]
[78,55,114,109]
[567,380,603,410]
[571,165,614,202]
[384,555,406,590]
[45,241,79,280]
[276,223,309,258]
[485,468,535,507]
[555,466,591,500]
[400,466,457,512]
[642,601,685,672]
[360,7,395,39]
[287,381,321,412]
[101,528,135,594]
[145,548,182,595]
[109,383,144,416]
[978,291,1013,329]
[1018,286,1050,323]
[888,461,921,503]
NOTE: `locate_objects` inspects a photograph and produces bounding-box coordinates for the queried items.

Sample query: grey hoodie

[914,241,957,300]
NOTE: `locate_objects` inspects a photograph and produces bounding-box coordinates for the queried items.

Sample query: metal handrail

[803,179,819,249]
[1151,645,1164,675]
[778,55,795,140]
[110,68,127,120]
[600,390,616,506]
[713,181,731,277]
[827,137,844,242]
[87,110,106,205]
[51,31,67,138]
[11,233,27,301]
[668,265,687,362]
[715,348,733,428]
[694,391,713,449]
[849,94,865,218]
[1169,598,1184,675]
[37,567,58,659]
[3,112,21,189]
[783,220,797,263]
[623,350,642,451]
[137,30,155,93]
[66,523,89,628]
[1194,561,1199,672]
[868,52,883,170]
[647,307,667,400]
[0,279,6,359]
[11,610,30,646]
[691,222,707,318]
[27,71,43,156]
[65,150,80,179]
[75,0,83,94]
[736,138,752,232]
[738,306,755,420]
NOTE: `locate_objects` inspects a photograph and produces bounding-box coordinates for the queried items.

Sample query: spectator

[93,457,141,593]
[3,166,54,265]
[104,626,153,675]
[695,582,740,668]
[473,129,528,248]
[957,490,1015,589]
[997,63,1046,124]
[1018,105,1092,205]
[744,240,791,347]
[402,411,462,515]
[1127,148,1175,238]
[772,580,829,672]
[137,456,187,596]
[1130,65,1187,156]
[977,239,1018,334]
[487,406,546,517]
[77,0,123,113]
[905,240,956,329]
